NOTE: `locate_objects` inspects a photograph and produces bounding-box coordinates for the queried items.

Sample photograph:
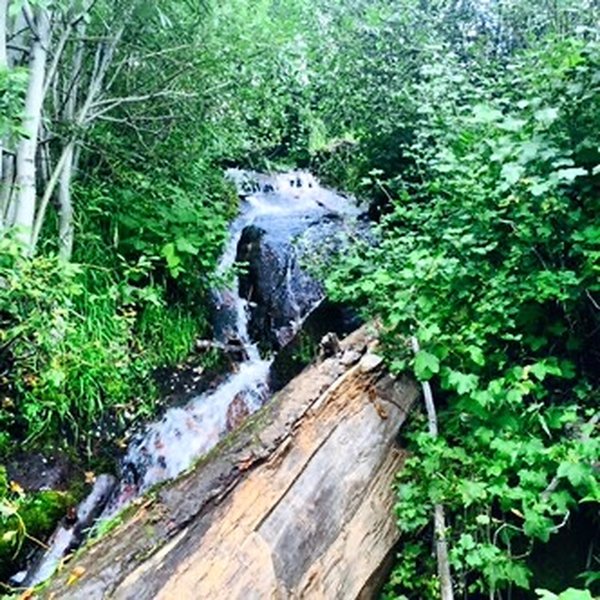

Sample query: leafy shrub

[0,230,218,455]
[328,36,599,599]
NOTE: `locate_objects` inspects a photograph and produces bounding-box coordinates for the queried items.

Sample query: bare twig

[411,336,454,600]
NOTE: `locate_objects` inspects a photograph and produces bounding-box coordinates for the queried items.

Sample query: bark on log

[42,327,418,599]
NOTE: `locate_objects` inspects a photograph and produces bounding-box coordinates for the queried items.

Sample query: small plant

[0,467,73,581]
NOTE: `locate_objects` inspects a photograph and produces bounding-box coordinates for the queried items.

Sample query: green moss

[19,491,72,539]
[0,490,73,581]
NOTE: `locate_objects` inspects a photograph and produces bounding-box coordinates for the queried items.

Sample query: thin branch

[90,89,197,109]
[86,90,197,123]
[30,140,73,252]
[542,412,599,502]
[21,4,37,40]
[6,43,29,53]
[411,336,454,600]
[586,290,600,311]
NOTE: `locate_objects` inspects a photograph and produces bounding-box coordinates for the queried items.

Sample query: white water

[107,169,356,510]
[18,169,359,587]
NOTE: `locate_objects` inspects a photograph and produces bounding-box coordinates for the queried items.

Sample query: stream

[19,170,361,587]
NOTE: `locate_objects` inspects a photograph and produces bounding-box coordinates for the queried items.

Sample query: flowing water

[106,169,358,510]
[21,170,359,585]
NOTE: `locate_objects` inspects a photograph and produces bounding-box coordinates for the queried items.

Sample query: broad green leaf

[557,461,588,487]
[535,107,559,126]
[472,104,503,123]
[414,350,440,380]
[175,238,199,255]
[501,162,525,185]
[447,369,478,395]
[555,167,587,182]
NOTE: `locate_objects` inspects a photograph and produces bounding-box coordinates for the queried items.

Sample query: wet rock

[24,474,117,587]
[211,289,241,345]
[6,453,73,492]
[75,474,118,530]
[236,212,357,352]
[237,223,325,351]
[225,392,250,431]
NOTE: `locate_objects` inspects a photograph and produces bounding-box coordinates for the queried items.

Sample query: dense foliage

[0,0,321,576]
[0,0,598,596]
[321,2,599,598]
[0,0,313,454]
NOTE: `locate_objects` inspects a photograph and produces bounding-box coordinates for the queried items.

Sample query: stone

[6,453,73,492]
[225,392,251,431]
[24,474,117,587]
[236,222,324,351]
[359,352,384,373]
[340,348,363,367]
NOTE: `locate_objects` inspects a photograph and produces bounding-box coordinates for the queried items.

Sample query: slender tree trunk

[58,141,75,260]
[0,0,7,228]
[1,155,15,225]
[0,0,6,68]
[12,7,51,251]
[411,336,454,600]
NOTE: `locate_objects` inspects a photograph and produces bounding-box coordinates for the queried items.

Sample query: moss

[0,490,73,581]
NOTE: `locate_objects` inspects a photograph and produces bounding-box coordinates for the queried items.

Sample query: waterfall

[20,169,359,587]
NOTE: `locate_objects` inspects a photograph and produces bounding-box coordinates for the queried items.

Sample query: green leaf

[414,350,440,380]
[535,590,593,600]
[447,369,478,395]
[523,508,553,542]
[529,363,548,381]
[2,530,18,543]
[161,243,183,278]
[499,117,526,132]
[557,461,588,487]
[472,104,503,123]
[459,480,487,505]
[466,345,485,366]
[501,162,525,185]
[554,167,587,182]
[535,107,559,126]
[175,238,199,255]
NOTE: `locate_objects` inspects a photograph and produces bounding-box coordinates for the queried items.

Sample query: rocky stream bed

[9,171,417,599]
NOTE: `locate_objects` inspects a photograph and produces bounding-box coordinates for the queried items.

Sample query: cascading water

[106,169,359,511]
[20,169,360,586]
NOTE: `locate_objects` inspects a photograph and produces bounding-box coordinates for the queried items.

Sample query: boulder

[225,391,251,431]
[42,327,418,600]
[237,222,325,350]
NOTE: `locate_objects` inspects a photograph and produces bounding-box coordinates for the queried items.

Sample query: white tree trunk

[0,0,7,227]
[0,0,6,68]
[58,141,75,260]
[1,155,15,225]
[12,7,51,250]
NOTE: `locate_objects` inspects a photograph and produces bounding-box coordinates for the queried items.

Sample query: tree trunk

[58,142,75,260]
[0,0,5,68]
[1,155,15,226]
[0,0,7,228]
[12,7,51,251]
[41,327,420,599]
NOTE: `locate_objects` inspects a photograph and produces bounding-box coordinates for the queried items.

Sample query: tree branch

[411,336,454,600]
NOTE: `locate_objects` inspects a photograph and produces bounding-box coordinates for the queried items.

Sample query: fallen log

[41,326,418,599]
